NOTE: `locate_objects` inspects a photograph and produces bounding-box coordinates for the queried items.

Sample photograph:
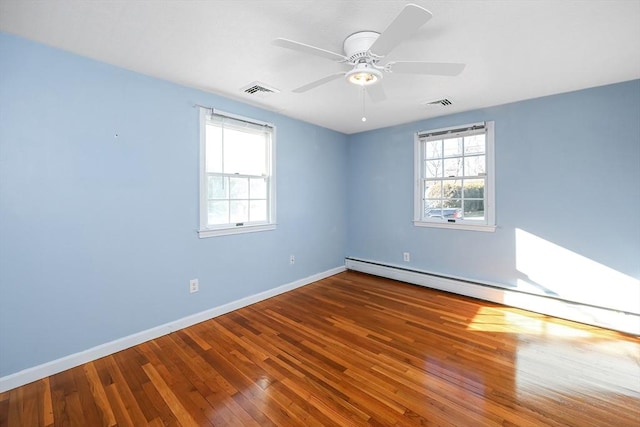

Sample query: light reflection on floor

[466,305,640,401]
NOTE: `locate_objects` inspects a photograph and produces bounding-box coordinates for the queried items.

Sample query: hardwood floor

[1,271,639,426]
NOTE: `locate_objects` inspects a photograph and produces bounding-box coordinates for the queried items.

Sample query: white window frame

[198,107,276,238]
[413,121,495,232]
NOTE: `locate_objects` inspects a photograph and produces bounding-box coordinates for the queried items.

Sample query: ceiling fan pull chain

[361,87,367,122]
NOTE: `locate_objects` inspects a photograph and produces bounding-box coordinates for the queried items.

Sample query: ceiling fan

[272,3,465,104]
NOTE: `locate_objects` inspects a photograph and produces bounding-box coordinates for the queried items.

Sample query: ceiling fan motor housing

[343,31,380,63]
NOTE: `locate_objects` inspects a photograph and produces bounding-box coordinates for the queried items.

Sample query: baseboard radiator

[345,257,640,336]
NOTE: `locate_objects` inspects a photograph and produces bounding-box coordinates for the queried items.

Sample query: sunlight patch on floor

[466,306,592,337]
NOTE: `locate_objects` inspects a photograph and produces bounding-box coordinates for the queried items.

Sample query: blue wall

[347,80,640,313]
[2,31,639,379]
[0,33,348,377]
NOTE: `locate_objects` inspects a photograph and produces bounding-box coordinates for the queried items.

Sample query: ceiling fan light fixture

[346,64,382,86]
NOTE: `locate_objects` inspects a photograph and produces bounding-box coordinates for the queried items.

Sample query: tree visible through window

[414,122,495,231]
[199,108,276,237]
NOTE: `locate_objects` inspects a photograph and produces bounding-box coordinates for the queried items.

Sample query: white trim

[0,265,346,393]
[199,107,208,231]
[345,258,640,336]
[269,126,277,225]
[198,223,276,238]
[417,121,487,140]
[212,108,274,128]
[485,121,496,226]
[413,220,496,232]
[413,132,423,221]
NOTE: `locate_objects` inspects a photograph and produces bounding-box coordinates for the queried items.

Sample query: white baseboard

[0,265,346,393]
[345,257,640,336]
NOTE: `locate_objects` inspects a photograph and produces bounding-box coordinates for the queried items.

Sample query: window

[414,121,495,232]
[198,108,275,238]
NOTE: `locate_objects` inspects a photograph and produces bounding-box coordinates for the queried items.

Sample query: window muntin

[414,122,495,231]
[199,108,275,237]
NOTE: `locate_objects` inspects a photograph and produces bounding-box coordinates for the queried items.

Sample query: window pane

[424,180,442,199]
[229,177,249,199]
[443,180,462,199]
[464,135,485,154]
[425,200,442,210]
[443,199,462,209]
[425,140,442,159]
[443,138,462,157]
[424,200,441,218]
[426,208,442,218]
[230,200,249,223]
[208,201,228,225]
[464,155,485,177]
[205,124,223,173]
[250,177,267,199]
[427,206,462,219]
[208,176,228,199]
[425,160,442,178]
[223,128,266,175]
[463,179,484,198]
[250,200,267,222]
[443,158,463,177]
[464,200,485,220]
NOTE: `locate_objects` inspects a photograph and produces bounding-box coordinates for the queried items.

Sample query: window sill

[198,223,276,238]
[413,220,496,232]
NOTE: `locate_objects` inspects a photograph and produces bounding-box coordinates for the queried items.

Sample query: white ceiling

[1,0,639,134]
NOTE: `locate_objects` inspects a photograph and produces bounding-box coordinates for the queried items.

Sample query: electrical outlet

[189,279,199,293]
[403,252,410,262]
[289,255,295,265]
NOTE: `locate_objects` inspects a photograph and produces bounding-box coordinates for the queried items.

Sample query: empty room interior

[1,1,639,426]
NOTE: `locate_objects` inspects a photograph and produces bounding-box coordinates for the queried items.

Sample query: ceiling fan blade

[369,4,433,57]
[292,72,345,93]
[272,38,347,62]
[388,62,466,76]
[366,84,387,103]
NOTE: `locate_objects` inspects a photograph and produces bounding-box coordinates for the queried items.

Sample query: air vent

[425,98,453,107]
[241,82,280,95]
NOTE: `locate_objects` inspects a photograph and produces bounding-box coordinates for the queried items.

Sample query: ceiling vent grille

[241,82,280,95]
[425,98,453,107]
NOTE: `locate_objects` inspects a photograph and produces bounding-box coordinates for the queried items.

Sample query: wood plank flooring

[1,271,639,426]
